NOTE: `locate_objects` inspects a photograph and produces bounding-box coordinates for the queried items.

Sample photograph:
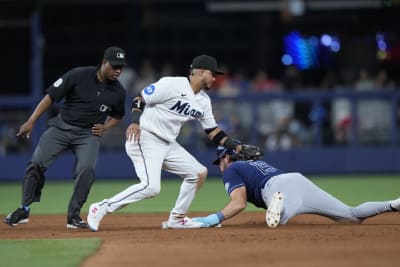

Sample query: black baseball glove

[240,144,264,160]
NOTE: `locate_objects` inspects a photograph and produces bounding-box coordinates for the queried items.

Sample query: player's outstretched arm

[205,127,241,151]
[193,186,247,227]
[205,127,263,160]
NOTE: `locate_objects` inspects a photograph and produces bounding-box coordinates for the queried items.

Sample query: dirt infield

[1,212,399,267]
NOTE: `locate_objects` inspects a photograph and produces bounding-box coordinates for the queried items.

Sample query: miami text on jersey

[170,100,203,118]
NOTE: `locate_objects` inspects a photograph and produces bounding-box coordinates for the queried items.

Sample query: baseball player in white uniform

[87,54,253,231]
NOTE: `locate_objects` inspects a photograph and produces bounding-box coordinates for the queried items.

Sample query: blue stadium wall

[1,147,400,181]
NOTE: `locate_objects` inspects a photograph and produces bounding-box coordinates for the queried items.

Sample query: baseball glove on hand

[240,145,264,160]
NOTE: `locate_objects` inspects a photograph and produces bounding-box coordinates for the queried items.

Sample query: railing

[185,90,400,148]
[1,89,400,180]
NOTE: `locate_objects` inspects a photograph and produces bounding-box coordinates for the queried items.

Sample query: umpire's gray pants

[22,115,100,220]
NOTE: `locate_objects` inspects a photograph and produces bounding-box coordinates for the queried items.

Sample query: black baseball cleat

[4,207,30,227]
[67,216,89,229]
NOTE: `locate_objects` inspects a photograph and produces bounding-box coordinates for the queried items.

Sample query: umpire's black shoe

[67,216,89,229]
[4,207,30,227]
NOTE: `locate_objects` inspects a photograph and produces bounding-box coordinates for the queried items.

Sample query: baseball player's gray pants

[21,115,100,220]
[263,172,393,224]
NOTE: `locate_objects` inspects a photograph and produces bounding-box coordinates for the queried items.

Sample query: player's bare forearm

[220,187,247,220]
[192,187,247,227]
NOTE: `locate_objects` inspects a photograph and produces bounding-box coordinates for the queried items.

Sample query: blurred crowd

[116,60,398,151]
[1,60,399,155]
[119,60,398,97]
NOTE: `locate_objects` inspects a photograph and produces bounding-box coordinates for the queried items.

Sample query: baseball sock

[170,180,197,220]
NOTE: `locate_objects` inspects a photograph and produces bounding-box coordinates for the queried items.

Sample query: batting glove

[192,212,224,227]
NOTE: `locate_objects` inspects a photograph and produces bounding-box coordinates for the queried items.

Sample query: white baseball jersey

[139,76,218,142]
[100,76,215,219]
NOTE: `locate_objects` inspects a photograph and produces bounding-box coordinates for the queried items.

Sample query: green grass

[0,178,230,215]
[1,174,400,215]
[0,238,100,267]
[311,175,400,204]
[1,175,399,267]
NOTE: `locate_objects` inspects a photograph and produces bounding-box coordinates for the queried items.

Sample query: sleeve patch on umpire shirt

[144,84,155,95]
[53,78,63,87]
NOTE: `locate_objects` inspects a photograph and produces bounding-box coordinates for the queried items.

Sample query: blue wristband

[216,211,225,222]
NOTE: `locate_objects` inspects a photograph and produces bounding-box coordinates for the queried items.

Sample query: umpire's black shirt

[47,66,126,128]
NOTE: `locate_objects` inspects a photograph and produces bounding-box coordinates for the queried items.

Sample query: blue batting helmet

[212,143,241,165]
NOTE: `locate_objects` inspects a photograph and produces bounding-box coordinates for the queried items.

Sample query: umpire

[4,46,127,229]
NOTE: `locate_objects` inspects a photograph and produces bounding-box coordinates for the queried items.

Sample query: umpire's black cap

[103,46,127,66]
[190,54,224,75]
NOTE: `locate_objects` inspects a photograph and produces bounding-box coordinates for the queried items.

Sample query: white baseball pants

[103,129,207,219]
